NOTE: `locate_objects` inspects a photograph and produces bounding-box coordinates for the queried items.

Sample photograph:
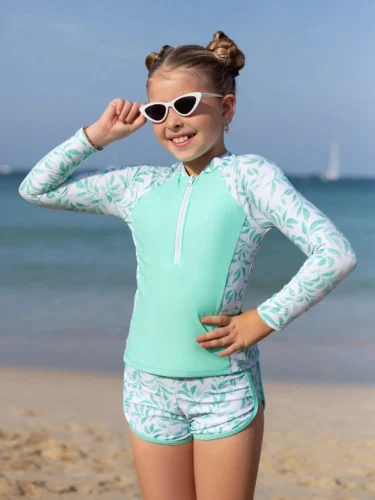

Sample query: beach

[1,366,374,499]
[2,176,374,498]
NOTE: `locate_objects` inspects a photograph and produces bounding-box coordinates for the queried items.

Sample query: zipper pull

[188,176,196,186]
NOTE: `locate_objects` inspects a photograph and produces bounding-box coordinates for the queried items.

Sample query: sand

[0,366,374,499]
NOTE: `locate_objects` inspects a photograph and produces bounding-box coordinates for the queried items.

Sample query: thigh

[123,364,192,443]
[130,430,197,500]
[193,403,264,500]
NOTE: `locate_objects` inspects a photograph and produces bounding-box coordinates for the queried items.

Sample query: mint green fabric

[124,171,246,375]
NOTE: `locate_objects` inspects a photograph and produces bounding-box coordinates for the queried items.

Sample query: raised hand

[85,98,147,148]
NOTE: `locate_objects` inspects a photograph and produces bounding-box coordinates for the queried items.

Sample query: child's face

[147,69,234,163]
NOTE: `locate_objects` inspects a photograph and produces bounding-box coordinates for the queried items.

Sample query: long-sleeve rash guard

[19,127,358,377]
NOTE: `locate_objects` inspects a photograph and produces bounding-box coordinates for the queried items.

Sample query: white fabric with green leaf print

[123,361,265,444]
[19,127,357,378]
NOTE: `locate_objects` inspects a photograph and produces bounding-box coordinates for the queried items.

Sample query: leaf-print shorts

[123,362,266,445]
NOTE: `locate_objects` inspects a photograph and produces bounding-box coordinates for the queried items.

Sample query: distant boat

[321,140,340,182]
[0,164,12,175]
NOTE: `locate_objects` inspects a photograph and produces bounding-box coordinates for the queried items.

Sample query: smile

[170,134,196,147]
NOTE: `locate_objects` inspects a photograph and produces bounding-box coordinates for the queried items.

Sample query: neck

[182,142,227,176]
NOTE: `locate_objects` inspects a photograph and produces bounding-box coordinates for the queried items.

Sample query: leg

[123,364,197,499]
[130,430,197,500]
[193,403,264,500]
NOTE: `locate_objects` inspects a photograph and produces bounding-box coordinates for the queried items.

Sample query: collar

[178,151,235,178]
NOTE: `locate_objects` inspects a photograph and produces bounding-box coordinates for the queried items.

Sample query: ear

[222,94,236,125]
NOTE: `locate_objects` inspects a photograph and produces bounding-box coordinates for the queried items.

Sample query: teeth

[172,136,190,144]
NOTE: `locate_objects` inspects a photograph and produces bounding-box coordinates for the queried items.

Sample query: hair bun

[206,31,245,76]
[145,44,174,72]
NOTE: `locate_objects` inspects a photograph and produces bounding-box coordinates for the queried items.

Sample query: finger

[125,106,147,133]
[201,315,231,327]
[101,99,122,122]
[199,335,232,349]
[132,111,147,128]
[125,102,142,123]
[118,101,133,122]
[196,326,230,343]
[219,342,242,357]
[114,98,125,116]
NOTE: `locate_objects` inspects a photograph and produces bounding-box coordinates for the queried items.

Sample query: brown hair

[145,31,245,95]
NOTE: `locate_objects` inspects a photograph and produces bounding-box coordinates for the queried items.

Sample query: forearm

[18,127,98,200]
[256,238,358,331]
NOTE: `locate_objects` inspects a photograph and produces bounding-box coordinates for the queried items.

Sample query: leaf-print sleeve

[18,127,139,220]
[244,156,358,332]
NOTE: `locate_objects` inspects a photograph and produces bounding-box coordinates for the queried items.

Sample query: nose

[165,106,183,130]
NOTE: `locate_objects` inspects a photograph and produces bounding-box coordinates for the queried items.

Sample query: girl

[19,31,357,500]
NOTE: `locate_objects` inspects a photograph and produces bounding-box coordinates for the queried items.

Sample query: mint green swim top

[19,127,358,377]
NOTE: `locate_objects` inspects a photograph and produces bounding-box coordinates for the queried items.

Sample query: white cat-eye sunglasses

[139,92,223,123]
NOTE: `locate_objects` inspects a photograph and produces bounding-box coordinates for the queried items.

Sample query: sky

[1,0,374,177]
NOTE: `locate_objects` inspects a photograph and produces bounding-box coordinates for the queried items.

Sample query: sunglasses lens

[174,96,197,115]
[145,104,166,122]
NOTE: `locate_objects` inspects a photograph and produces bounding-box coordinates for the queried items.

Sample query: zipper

[174,176,197,264]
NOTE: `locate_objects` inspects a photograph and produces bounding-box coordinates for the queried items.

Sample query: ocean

[1,172,374,385]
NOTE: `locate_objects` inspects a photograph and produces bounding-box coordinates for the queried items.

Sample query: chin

[177,152,202,163]
[170,146,208,163]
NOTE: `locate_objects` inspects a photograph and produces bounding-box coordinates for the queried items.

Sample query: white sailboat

[321,140,340,182]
